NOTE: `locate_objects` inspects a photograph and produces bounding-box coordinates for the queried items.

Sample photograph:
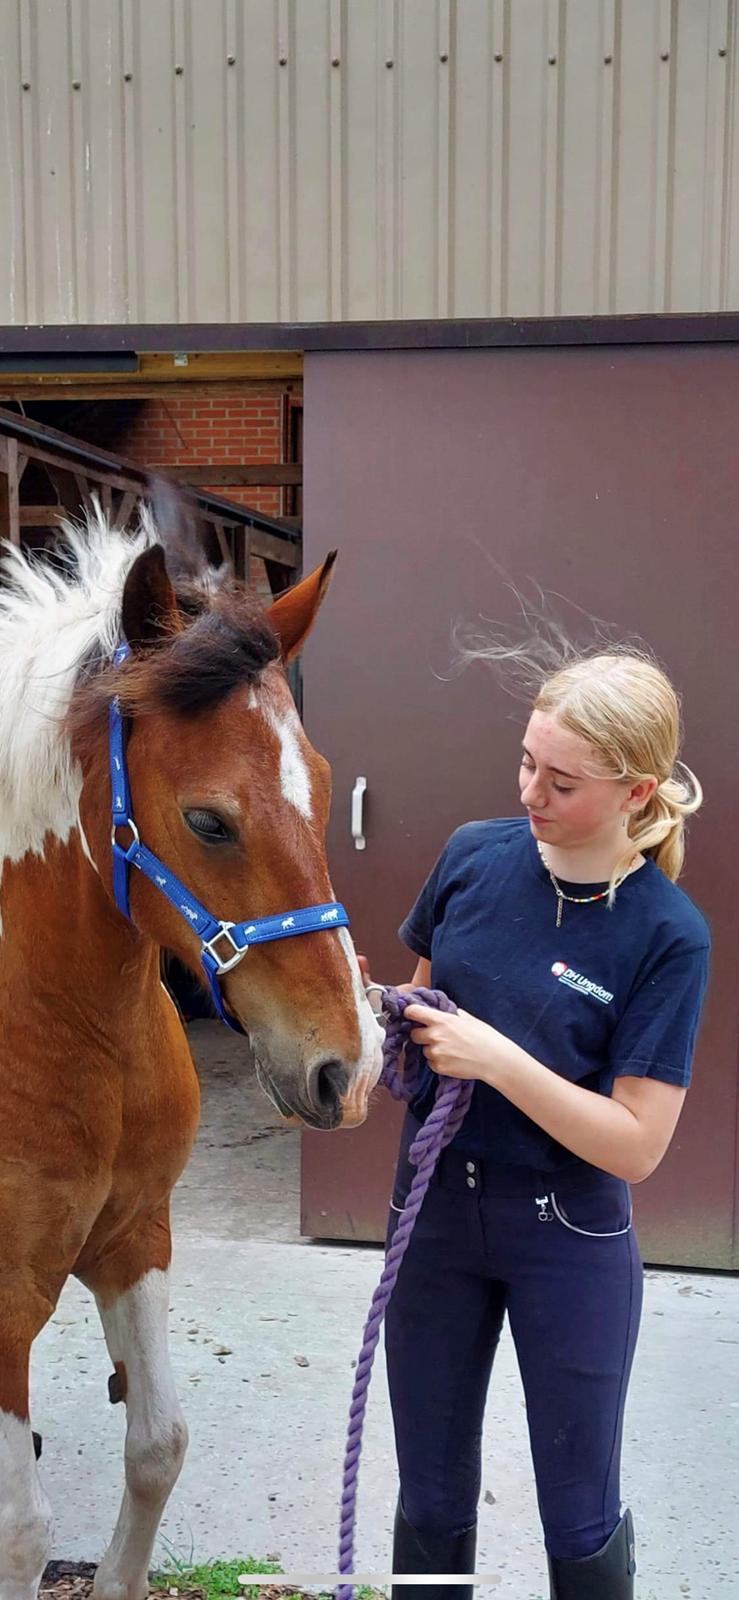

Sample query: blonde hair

[451,601,702,893]
[534,652,702,890]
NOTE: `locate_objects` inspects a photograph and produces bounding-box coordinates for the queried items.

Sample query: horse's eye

[183,808,234,844]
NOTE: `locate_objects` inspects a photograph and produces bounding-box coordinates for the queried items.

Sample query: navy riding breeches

[385,1111,643,1561]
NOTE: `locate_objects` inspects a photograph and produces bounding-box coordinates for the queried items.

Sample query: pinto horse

[0,500,382,1600]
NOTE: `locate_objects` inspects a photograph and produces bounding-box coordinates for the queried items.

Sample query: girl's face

[519,709,655,852]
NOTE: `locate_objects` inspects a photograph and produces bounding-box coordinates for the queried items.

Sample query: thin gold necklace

[536,841,639,929]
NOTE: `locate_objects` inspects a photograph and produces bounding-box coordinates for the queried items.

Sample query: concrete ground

[32,1020,739,1598]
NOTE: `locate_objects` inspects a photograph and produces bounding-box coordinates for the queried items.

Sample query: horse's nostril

[312,1058,349,1115]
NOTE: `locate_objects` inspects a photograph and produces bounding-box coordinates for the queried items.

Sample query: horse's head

[75,491,383,1131]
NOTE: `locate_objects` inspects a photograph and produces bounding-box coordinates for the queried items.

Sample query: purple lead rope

[335,987,474,1600]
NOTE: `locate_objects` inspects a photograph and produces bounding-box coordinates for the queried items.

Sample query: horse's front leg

[0,1251,63,1600]
[80,1228,188,1600]
[0,1381,54,1600]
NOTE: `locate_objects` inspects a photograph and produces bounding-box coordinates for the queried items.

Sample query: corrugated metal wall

[1,0,738,327]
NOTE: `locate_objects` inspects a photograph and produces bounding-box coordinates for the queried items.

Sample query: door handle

[351,776,367,850]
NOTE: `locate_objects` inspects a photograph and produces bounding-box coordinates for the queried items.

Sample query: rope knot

[379,985,458,1102]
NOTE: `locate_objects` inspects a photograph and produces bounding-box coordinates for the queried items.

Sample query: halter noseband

[108,642,350,1033]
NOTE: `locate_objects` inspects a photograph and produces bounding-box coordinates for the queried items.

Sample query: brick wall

[83,384,299,519]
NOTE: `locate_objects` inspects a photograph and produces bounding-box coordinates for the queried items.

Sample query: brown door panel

[301,346,739,1268]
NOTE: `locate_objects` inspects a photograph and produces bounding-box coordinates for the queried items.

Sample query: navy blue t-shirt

[398,817,711,1169]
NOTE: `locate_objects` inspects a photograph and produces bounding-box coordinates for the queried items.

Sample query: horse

[0,495,383,1600]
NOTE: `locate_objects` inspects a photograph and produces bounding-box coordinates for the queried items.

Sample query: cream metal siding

[1,0,738,326]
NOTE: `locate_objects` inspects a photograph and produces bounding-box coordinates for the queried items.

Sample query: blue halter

[108,642,350,1033]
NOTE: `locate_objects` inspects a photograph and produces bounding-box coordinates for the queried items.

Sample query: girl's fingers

[404,1003,436,1024]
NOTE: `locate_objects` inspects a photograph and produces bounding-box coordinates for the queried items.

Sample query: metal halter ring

[363,980,391,1019]
[111,818,141,859]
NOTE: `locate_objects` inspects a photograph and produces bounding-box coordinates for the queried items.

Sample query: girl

[368,650,710,1599]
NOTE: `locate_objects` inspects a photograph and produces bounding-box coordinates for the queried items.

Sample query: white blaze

[338,926,384,1089]
[262,702,313,820]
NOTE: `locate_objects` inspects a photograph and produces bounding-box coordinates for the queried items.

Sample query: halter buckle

[202,921,247,974]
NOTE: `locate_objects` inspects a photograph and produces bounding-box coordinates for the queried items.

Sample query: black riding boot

[391,1497,476,1600]
[548,1509,636,1599]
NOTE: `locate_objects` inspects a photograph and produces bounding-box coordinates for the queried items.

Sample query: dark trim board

[1,313,739,357]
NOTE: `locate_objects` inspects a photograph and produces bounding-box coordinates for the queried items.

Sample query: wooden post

[46,464,89,516]
[0,436,21,544]
[209,516,231,566]
[114,490,138,529]
[233,525,252,583]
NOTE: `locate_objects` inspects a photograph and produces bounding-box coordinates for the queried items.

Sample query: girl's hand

[404,1003,500,1083]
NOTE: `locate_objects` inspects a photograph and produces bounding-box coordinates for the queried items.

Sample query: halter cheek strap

[108,642,350,1034]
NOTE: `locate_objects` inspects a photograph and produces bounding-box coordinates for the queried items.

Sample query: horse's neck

[0,828,161,1035]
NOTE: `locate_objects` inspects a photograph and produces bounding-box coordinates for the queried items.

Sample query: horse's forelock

[154,601,282,713]
[71,583,281,728]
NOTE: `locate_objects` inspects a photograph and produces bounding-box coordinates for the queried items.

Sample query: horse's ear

[266,552,337,663]
[121,544,179,649]
[147,474,215,586]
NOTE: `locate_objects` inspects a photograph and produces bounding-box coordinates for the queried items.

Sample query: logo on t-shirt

[551,961,614,1005]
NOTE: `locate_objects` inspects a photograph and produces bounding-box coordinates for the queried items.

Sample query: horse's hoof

[32,1430,43,1460]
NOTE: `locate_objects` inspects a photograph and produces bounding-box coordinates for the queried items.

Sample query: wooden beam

[204,515,232,566]
[164,463,302,487]
[4,438,135,496]
[0,380,301,402]
[45,464,89,515]
[138,352,302,382]
[19,506,65,527]
[0,351,303,393]
[114,490,139,528]
[248,529,299,568]
[0,436,21,543]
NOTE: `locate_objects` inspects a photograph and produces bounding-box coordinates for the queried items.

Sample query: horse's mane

[0,505,279,879]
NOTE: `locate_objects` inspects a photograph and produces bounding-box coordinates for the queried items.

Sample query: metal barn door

[300,344,739,1270]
